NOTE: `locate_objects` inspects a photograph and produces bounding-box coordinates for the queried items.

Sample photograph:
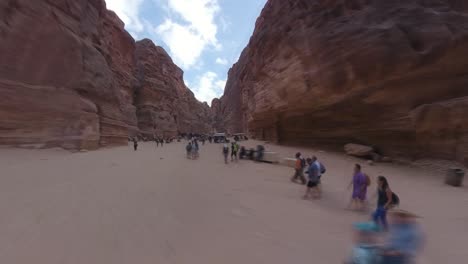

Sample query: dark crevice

[397,24,425,52]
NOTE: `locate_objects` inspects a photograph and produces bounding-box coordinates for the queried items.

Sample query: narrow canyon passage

[0,142,466,263]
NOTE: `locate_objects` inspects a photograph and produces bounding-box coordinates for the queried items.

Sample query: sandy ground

[0,140,467,264]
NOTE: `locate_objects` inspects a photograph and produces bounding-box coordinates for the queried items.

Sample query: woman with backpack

[348,164,369,211]
[373,176,395,231]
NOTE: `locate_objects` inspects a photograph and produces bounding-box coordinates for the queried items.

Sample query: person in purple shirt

[348,164,368,211]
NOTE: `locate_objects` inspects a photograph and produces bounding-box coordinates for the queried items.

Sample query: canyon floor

[0,141,467,263]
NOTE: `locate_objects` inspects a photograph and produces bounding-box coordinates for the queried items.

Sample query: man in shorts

[303,157,321,199]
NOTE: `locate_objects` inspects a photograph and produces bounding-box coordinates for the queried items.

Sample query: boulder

[344,144,374,157]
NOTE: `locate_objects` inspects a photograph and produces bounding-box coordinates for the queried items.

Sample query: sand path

[0,141,467,263]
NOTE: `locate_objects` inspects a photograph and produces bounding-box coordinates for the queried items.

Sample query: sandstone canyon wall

[215,0,468,165]
[135,39,213,138]
[0,0,211,150]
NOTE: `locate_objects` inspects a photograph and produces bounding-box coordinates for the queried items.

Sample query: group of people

[155,138,165,147]
[131,136,174,151]
[222,142,240,164]
[290,152,423,264]
[291,152,326,200]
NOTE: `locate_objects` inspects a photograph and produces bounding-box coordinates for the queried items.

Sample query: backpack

[365,174,371,186]
[320,163,326,174]
[391,192,400,206]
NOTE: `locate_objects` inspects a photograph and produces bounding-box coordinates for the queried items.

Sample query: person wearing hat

[380,209,424,264]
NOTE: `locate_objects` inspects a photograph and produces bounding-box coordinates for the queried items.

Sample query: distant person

[193,140,199,159]
[373,176,394,230]
[155,138,159,147]
[255,145,265,162]
[133,138,138,151]
[348,164,369,211]
[239,146,246,159]
[231,142,239,161]
[291,152,306,185]
[380,209,424,264]
[186,142,192,159]
[223,144,229,164]
[303,157,321,199]
[160,138,164,147]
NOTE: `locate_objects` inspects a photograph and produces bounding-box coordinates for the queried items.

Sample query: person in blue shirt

[303,157,321,199]
[380,209,424,264]
[345,222,380,264]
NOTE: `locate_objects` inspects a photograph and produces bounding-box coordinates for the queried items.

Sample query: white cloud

[156,0,221,69]
[105,0,146,37]
[215,57,228,65]
[192,72,226,104]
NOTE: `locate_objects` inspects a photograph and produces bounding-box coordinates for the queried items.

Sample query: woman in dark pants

[373,176,393,230]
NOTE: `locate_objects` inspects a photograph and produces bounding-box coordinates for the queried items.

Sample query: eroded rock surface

[135,39,212,138]
[0,0,211,150]
[215,0,468,165]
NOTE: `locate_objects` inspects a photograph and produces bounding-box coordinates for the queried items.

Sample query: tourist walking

[303,157,321,199]
[192,140,199,159]
[223,144,229,164]
[372,176,394,230]
[348,164,368,211]
[155,138,159,147]
[186,142,192,159]
[231,142,238,162]
[133,138,138,151]
[291,152,306,185]
[380,209,424,264]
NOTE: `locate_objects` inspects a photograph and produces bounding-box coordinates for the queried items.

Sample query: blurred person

[372,176,394,230]
[303,157,321,199]
[186,142,192,159]
[239,146,246,159]
[133,138,138,151]
[348,164,369,211]
[231,142,239,162]
[380,209,424,264]
[192,140,199,159]
[312,156,325,196]
[344,222,380,264]
[291,152,306,185]
[223,144,229,164]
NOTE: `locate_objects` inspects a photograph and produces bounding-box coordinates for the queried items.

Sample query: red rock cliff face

[135,39,212,138]
[0,0,137,149]
[216,0,468,164]
[0,0,211,149]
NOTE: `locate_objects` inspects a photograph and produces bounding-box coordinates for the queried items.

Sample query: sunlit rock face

[135,39,213,138]
[215,0,468,165]
[0,0,212,150]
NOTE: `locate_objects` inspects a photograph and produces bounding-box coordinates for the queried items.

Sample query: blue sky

[105,0,267,105]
